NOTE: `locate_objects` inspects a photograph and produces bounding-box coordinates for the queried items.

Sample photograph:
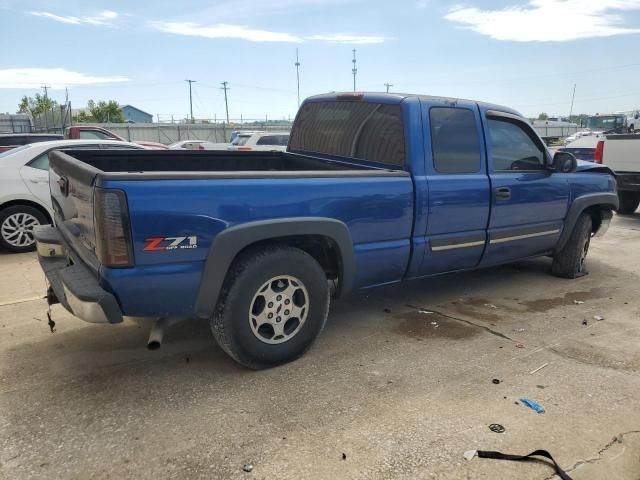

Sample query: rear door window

[256,135,279,145]
[289,101,405,167]
[232,135,251,146]
[429,108,481,173]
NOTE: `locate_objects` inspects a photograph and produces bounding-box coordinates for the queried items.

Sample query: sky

[1,0,640,121]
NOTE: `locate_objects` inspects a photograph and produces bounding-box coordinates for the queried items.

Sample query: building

[121,105,153,123]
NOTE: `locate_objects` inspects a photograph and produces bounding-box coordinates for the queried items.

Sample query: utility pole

[185,79,196,123]
[384,83,393,93]
[568,83,576,122]
[221,81,230,124]
[295,48,301,107]
[41,84,51,132]
[351,49,357,92]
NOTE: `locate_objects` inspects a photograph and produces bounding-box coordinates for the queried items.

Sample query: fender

[194,217,355,318]
[555,192,619,253]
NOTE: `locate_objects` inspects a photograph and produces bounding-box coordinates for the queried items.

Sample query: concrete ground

[1,213,640,480]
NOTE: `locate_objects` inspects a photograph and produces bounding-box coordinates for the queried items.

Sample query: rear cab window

[289,100,406,168]
[79,130,112,140]
[429,107,481,173]
[0,136,26,146]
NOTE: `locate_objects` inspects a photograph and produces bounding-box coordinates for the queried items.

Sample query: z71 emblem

[143,236,198,251]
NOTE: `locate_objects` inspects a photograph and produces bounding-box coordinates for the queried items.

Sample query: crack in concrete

[547,345,640,373]
[0,295,45,308]
[543,430,640,480]
[405,304,516,342]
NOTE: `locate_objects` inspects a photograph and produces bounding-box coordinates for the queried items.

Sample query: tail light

[94,188,134,267]
[238,147,252,151]
[594,140,604,164]
[198,144,205,150]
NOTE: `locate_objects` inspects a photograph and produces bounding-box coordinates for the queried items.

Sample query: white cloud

[0,68,129,89]
[445,0,640,42]
[149,21,303,42]
[306,34,387,44]
[29,10,119,27]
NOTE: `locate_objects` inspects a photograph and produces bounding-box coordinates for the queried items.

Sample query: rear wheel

[551,213,592,279]
[618,192,640,215]
[211,245,330,369]
[0,205,48,253]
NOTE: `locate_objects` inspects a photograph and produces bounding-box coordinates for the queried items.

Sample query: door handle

[495,187,511,200]
[30,178,48,184]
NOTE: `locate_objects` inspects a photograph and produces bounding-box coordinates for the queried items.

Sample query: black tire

[618,192,640,215]
[211,245,330,369]
[551,213,592,279]
[0,205,48,253]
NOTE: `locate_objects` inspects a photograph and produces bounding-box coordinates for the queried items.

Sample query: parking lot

[0,213,638,479]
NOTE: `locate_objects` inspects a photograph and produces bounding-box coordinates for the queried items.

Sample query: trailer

[531,118,579,142]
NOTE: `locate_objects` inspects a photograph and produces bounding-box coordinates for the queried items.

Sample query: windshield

[231,135,251,146]
[586,115,625,130]
[0,144,32,158]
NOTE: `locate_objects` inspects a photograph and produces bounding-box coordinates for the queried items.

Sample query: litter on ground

[520,398,545,414]
[529,363,549,375]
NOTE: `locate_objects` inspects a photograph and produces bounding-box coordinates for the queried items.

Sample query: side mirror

[552,151,577,173]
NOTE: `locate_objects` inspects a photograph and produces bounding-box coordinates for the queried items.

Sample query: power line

[568,83,576,120]
[384,83,393,93]
[185,79,196,123]
[295,48,301,107]
[352,49,357,92]
[221,81,230,124]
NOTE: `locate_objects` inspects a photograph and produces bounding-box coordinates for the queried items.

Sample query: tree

[73,99,125,123]
[537,112,549,120]
[88,99,124,123]
[17,94,58,117]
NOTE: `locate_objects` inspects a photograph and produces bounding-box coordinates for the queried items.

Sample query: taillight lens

[238,146,252,151]
[594,140,604,164]
[94,188,134,267]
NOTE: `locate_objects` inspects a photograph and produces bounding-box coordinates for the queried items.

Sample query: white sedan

[0,139,143,252]
[227,132,290,152]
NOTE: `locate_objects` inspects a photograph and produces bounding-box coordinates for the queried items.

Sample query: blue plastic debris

[520,398,545,414]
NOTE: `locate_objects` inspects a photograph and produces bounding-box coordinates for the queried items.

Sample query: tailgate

[49,150,101,271]
[603,135,640,172]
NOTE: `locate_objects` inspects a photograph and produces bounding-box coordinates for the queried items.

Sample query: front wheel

[618,192,640,215]
[0,205,48,253]
[211,245,330,369]
[551,213,592,279]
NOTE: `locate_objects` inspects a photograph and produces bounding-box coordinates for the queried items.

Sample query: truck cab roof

[305,92,522,118]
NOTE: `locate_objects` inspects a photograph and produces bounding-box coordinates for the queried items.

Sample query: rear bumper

[616,173,640,192]
[35,226,123,324]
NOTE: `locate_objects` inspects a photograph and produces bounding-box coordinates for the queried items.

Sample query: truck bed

[54,149,391,178]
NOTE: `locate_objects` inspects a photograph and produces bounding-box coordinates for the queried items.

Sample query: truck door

[480,110,570,266]
[416,100,491,275]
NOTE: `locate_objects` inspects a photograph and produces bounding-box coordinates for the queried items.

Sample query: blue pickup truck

[35,93,618,368]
